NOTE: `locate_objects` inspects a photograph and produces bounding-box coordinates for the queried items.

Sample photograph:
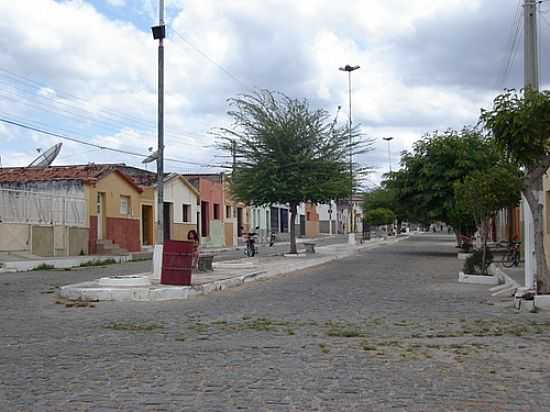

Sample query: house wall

[87,172,142,253]
[197,178,224,246]
[154,177,198,242]
[305,203,320,238]
[543,174,550,260]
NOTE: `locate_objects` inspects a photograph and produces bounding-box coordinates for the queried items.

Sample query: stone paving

[1,234,550,411]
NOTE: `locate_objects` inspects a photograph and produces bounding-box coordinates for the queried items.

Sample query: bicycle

[243,231,258,257]
[502,242,521,268]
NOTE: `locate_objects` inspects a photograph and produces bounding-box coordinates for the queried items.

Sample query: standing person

[187,230,200,269]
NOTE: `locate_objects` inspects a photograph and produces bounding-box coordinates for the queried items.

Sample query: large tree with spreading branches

[481,88,550,293]
[216,90,372,254]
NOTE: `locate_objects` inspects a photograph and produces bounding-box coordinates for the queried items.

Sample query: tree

[217,90,372,254]
[454,164,522,273]
[481,89,550,293]
[385,128,500,241]
[365,208,395,226]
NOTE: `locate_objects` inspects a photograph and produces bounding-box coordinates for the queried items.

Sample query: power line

[497,0,523,89]
[0,116,221,168]
[0,68,211,146]
[170,27,256,91]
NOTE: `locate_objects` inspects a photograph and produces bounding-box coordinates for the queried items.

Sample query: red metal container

[160,240,195,285]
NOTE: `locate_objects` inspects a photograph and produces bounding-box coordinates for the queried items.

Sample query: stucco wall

[224,222,234,248]
[199,178,224,222]
[172,223,197,241]
[306,221,320,238]
[0,224,29,252]
[158,178,199,225]
[202,220,224,248]
[106,217,140,252]
[69,227,89,255]
[88,172,142,220]
[32,226,54,257]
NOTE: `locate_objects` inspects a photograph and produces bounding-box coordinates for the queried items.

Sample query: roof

[163,173,200,197]
[0,164,143,193]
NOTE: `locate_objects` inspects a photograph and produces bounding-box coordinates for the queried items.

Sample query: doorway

[96,192,105,240]
[237,207,243,236]
[201,201,209,237]
[141,205,153,246]
[299,214,306,237]
[163,202,172,241]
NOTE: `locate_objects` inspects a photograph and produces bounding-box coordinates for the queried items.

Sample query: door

[96,192,105,240]
[201,201,209,237]
[141,205,153,246]
[237,207,243,236]
[299,214,306,237]
[163,202,172,241]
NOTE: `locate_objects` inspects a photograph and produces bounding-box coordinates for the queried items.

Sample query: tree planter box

[458,271,500,285]
[457,252,473,260]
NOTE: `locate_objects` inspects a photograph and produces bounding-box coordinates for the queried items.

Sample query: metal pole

[156,0,165,245]
[348,71,353,235]
[388,140,392,172]
[523,0,539,290]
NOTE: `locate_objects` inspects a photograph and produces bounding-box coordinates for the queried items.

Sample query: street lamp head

[339,65,361,72]
[383,137,394,142]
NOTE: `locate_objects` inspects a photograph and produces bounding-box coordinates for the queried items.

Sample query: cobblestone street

[1,234,550,411]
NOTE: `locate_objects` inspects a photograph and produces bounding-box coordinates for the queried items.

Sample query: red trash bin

[161,240,195,285]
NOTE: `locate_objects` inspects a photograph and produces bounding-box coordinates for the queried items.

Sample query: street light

[339,64,360,245]
[382,137,394,173]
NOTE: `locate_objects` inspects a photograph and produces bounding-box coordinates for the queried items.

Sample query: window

[120,196,130,216]
[182,204,190,223]
[213,203,220,220]
[226,205,231,219]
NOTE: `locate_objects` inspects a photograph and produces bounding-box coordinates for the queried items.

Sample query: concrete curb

[0,255,132,273]
[58,236,405,302]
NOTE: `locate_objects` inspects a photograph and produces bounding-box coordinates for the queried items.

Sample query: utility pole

[339,64,360,245]
[523,0,539,291]
[231,139,237,172]
[383,137,394,173]
[152,0,166,277]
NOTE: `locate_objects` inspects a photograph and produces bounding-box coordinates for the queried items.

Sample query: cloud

[1,0,546,184]
[105,0,126,7]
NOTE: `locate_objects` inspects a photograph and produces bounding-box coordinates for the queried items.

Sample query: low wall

[0,223,89,257]
[319,220,336,234]
[306,221,320,238]
[224,222,234,248]
[202,220,225,248]
[0,224,29,252]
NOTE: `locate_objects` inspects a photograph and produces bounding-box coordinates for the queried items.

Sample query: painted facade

[0,164,149,256]
[155,174,200,242]
[184,174,225,248]
[318,201,337,234]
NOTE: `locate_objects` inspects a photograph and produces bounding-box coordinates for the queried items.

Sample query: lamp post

[382,137,394,173]
[151,0,165,278]
[339,64,360,245]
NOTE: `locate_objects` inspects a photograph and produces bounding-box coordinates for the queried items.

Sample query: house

[318,201,337,234]
[156,173,200,242]
[183,173,225,248]
[0,164,150,256]
[224,181,250,247]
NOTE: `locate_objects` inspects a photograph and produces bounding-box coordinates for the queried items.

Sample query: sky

[0,0,549,187]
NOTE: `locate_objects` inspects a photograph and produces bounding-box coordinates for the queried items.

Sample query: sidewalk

[59,236,403,302]
[0,253,135,273]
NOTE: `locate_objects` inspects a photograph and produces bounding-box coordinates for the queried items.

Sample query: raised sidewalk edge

[58,237,404,302]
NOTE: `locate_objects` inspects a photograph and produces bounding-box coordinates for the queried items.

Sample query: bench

[197,254,214,272]
[303,242,316,254]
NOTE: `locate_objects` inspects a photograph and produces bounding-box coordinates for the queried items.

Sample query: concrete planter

[458,271,500,285]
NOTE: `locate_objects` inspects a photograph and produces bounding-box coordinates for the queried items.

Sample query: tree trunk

[523,176,550,294]
[289,202,298,255]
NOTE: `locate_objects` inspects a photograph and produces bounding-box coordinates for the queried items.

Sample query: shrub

[463,248,493,275]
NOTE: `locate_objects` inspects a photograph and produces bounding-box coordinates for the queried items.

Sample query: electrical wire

[0,116,222,168]
[497,0,523,89]
[170,27,256,92]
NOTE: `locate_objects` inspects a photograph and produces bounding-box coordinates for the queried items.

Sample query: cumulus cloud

[1,0,548,185]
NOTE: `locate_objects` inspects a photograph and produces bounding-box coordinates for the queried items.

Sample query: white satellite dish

[27,143,62,168]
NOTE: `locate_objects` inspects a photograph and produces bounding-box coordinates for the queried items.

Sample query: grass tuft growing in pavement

[80,258,117,267]
[33,263,55,271]
[105,322,163,332]
[325,321,365,338]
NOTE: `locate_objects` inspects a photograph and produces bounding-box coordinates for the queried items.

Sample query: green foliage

[217,90,373,207]
[386,128,500,227]
[463,249,494,275]
[454,164,522,227]
[363,187,396,213]
[365,208,395,226]
[481,88,550,170]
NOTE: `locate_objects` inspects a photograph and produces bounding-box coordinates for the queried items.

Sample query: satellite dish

[27,143,62,168]
[142,150,159,164]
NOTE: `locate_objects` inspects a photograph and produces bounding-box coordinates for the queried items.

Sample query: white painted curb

[458,271,500,285]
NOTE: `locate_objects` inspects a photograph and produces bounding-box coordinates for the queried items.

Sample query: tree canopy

[481,88,550,293]
[217,90,372,253]
[365,208,395,226]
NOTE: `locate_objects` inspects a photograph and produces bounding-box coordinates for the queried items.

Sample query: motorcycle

[244,227,259,257]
